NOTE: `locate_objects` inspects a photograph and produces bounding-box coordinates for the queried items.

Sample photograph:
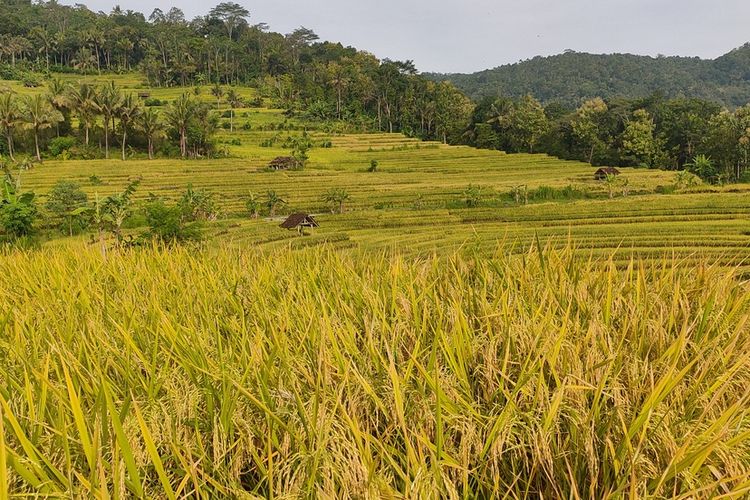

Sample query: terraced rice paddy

[9,97,749,268]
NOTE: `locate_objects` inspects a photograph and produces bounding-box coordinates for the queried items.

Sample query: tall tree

[69,82,99,146]
[137,108,164,160]
[226,88,241,132]
[572,97,609,164]
[116,94,141,161]
[95,81,122,159]
[165,94,196,158]
[21,94,63,161]
[0,93,19,161]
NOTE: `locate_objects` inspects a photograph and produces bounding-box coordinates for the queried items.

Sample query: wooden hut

[268,156,300,171]
[594,167,620,180]
[280,213,319,235]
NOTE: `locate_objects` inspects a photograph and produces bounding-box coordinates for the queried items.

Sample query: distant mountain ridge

[426,44,750,108]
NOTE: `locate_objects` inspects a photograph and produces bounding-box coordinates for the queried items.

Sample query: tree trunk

[121,129,127,161]
[104,117,110,159]
[148,138,153,160]
[6,132,14,161]
[84,125,89,146]
[34,128,41,161]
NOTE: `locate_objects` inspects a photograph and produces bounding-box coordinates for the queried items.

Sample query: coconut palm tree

[95,81,122,159]
[116,93,141,161]
[226,88,242,132]
[164,94,196,158]
[46,78,71,137]
[68,82,99,146]
[0,92,19,161]
[21,94,63,161]
[137,108,165,160]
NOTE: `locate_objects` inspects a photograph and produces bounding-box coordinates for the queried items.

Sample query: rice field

[2,244,750,497]
[5,77,750,497]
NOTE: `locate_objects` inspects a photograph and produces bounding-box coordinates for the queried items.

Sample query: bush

[368,159,379,172]
[45,180,89,235]
[22,75,41,88]
[47,136,77,157]
[0,193,38,238]
[144,97,164,107]
[145,201,201,243]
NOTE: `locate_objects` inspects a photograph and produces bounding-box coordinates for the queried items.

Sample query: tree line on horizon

[0,0,472,143]
[0,79,225,161]
[465,93,750,184]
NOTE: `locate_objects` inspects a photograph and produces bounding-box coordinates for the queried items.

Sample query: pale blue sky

[61,0,750,73]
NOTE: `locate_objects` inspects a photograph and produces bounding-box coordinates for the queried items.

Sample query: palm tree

[21,94,63,161]
[323,188,351,214]
[265,190,286,217]
[0,92,19,161]
[46,78,71,137]
[116,94,141,161]
[164,94,196,158]
[138,108,164,160]
[226,88,242,132]
[96,81,122,159]
[211,84,224,110]
[31,27,53,71]
[68,82,99,146]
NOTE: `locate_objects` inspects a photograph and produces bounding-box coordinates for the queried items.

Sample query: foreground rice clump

[1,245,750,497]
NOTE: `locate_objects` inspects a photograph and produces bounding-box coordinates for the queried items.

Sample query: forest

[428,45,750,108]
[0,0,472,146]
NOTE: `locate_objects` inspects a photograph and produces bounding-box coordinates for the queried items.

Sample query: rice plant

[1,243,750,497]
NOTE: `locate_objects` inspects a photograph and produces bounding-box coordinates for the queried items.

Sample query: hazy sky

[60,0,750,74]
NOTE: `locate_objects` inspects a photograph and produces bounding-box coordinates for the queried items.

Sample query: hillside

[427,44,750,107]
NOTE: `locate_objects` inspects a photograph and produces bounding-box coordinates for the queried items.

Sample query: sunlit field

[2,244,750,497]
[3,73,750,497]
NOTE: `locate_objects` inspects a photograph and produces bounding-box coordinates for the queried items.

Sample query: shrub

[45,180,89,235]
[47,136,77,157]
[145,201,201,243]
[21,74,41,88]
[179,184,218,222]
[368,159,379,172]
[144,97,164,107]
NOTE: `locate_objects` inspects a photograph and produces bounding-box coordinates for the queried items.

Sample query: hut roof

[280,213,319,229]
[594,167,621,179]
[595,167,620,175]
[268,156,299,170]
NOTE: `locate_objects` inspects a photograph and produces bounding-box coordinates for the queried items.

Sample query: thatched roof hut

[594,167,620,180]
[280,213,319,232]
[268,156,300,171]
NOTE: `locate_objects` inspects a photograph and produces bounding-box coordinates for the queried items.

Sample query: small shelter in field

[280,213,319,235]
[137,92,151,99]
[268,156,300,171]
[594,167,620,180]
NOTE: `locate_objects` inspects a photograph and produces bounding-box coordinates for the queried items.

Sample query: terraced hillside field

[5,76,750,265]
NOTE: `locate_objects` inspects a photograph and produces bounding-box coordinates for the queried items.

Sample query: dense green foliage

[0,1,471,142]
[465,93,750,181]
[428,45,750,108]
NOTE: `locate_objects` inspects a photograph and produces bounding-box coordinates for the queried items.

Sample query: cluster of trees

[466,94,750,183]
[429,45,750,108]
[1,1,472,142]
[0,80,224,160]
